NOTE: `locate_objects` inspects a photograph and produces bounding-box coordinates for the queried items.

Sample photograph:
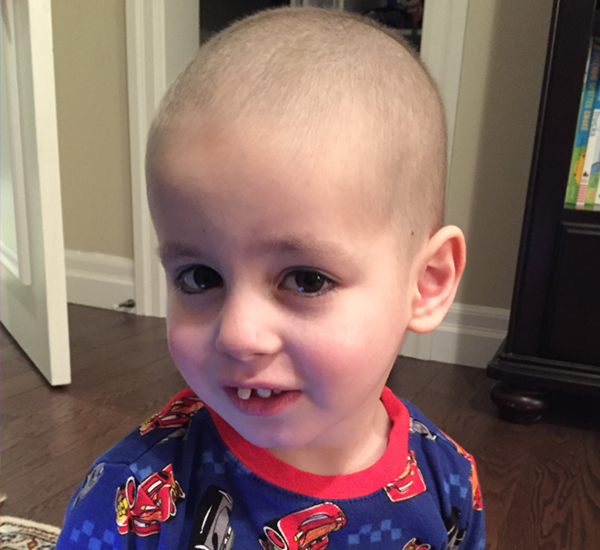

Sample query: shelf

[562,204,600,223]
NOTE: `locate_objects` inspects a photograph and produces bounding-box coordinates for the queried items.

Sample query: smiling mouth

[225,386,301,416]
[236,388,284,400]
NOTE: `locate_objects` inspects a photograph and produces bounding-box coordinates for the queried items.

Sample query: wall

[52,0,133,259]
[447,0,554,309]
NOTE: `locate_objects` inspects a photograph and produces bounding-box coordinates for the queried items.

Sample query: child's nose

[214,291,282,361]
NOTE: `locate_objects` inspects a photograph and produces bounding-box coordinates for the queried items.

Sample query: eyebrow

[158,236,354,265]
[158,242,203,264]
[256,236,353,263]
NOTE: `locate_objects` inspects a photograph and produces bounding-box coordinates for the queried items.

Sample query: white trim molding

[125,1,199,318]
[65,250,135,312]
[125,0,167,318]
[420,0,470,172]
[401,303,509,368]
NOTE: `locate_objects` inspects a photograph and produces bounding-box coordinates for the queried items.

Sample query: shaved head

[147,7,446,252]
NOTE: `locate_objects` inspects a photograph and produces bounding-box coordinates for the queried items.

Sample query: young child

[57,7,484,550]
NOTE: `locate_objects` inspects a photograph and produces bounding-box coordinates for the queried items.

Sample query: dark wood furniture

[487,0,600,423]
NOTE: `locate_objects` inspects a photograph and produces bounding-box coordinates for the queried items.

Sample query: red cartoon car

[402,537,431,550]
[140,390,203,435]
[384,450,427,503]
[259,503,347,550]
[115,464,185,536]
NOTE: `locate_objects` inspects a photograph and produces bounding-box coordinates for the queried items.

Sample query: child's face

[150,117,418,457]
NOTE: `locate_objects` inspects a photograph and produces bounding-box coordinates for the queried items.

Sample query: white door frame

[125,0,199,317]
[126,0,470,317]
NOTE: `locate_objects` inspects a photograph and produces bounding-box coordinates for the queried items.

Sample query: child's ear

[407,225,466,334]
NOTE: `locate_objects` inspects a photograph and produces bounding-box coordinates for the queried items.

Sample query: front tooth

[256,388,272,398]
[237,388,252,400]
[272,389,282,395]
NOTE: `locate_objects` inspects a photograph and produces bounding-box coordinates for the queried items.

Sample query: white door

[0,0,70,386]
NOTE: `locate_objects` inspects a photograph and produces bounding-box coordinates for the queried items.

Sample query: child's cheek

[166,308,211,372]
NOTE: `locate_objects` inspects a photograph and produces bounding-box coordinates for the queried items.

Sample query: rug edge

[0,515,61,535]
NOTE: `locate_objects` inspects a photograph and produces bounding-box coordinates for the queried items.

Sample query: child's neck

[267,399,391,476]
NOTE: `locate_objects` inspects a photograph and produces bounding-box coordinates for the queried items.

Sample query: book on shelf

[564,37,600,206]
[578,85,600,207]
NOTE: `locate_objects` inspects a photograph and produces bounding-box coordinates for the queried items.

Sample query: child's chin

[242,425,292,448]
[235,421,307,452]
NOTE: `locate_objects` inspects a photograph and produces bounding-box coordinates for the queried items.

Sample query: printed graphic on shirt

[384,450,427,503]
[187,485,235,550]
[71,463,105,509]
[444,506,467,550]
[441,433,483,511]
[159,427,190,445]
[402,537,432,550]
[140,391,204,435]
[259,502,347,550]
[409,418,437,441]
[115,464,185,536]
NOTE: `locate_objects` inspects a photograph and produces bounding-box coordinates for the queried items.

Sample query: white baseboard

[401,303,509,368]
[65,250,135,312]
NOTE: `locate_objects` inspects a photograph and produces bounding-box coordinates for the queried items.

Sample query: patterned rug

[0,516,60,549]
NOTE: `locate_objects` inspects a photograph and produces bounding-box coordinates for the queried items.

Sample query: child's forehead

[155,109,393,210]
[149,115,406,247]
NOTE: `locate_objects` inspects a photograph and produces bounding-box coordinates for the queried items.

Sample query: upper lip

[223,382,292,391]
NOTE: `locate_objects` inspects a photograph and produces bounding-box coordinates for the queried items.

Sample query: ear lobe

[407,226,466,334]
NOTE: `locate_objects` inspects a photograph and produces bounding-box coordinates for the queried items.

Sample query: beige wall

[53,0,133,259]
[447,0,554,309]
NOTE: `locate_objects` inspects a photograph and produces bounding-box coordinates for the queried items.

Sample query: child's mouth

[236,387,283,400]
[226,387,300,416]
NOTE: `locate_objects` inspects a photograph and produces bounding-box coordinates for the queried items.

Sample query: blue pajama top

[55,387,485,550]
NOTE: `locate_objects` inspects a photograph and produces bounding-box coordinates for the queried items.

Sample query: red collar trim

[208,387,409,499]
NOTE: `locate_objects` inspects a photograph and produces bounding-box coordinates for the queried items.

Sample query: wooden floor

[2,304,599,548]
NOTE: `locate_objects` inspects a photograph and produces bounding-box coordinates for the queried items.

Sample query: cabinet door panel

[544,223,600,367]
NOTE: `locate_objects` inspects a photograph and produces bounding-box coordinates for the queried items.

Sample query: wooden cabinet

[487,0,600,423]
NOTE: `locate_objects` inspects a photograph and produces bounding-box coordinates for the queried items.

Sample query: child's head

[146,7,465,474]
[148,7,447,252]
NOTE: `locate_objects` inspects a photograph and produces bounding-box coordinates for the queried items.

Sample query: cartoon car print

[140,389,204,435]
[444,506,467,550]
[409,418,437,441]
[441,433,483,511]
[187,485,234,550]
[384,450,427,502]
[115,464,185,536]
[402,537,431,550]
[259,502,347,550]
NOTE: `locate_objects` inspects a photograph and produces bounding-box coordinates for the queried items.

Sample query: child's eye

[280,269,335,296]
[175,265,223,294]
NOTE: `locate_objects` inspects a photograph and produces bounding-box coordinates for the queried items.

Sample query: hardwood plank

[386,355,444,401]
[499,423,600,546]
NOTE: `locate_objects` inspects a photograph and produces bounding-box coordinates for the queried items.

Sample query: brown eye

[281,269,335,296]
[177,265,223,294]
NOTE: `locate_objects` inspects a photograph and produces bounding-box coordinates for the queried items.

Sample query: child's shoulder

[59,390,207,543]
[401,397,471,455]
[398,396,483,514]
[98,388,206,467]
